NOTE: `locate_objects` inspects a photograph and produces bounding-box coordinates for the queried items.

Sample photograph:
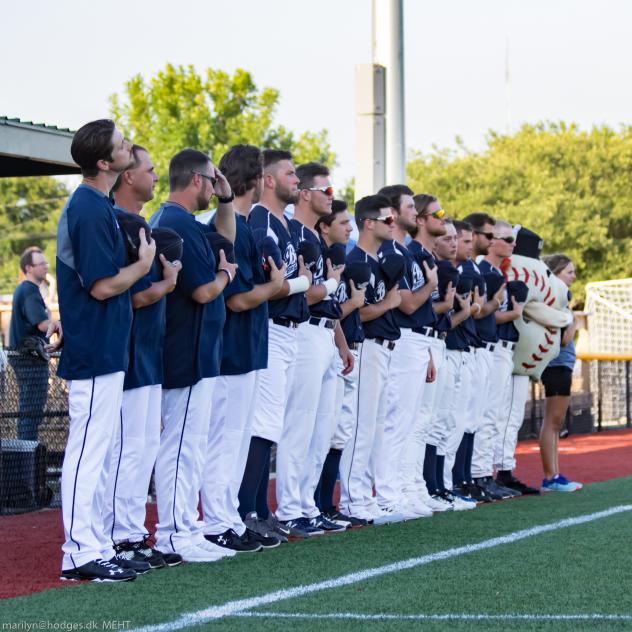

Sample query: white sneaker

[428,494,454,512]
[175,544,225,563]
[449,492,477,511]
[373,506,407,525]
[196,539,236,559]
[405,499,434,518]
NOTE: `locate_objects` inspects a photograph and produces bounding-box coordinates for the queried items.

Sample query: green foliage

[407,122,632,304]
[110,64,336,213]
[0,177,68,294]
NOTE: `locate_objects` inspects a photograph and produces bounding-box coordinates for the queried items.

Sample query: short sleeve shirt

[289,220,342,320]
[219,214,268,376]
[149,202,224,389]
[249,205,309,323]
[9,281,49,347]
[56,184,132,380]
[347,246,400,341]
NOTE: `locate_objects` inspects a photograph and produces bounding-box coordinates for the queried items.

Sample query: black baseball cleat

[130,538,183,568]
[109,553,151,574]
[462,481,494,503]
[243,527,281,550]
[60,559,136,582]
[496,473,540,496]
[473,476,516,500]
[115,540,166,569]
[205,528,262,553]
[310,513,347,533]
[324,509,367,528]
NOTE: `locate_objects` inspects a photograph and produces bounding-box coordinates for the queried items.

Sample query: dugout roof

[0,117,80,177]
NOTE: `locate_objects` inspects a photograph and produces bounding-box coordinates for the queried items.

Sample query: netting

[0,351,68,514]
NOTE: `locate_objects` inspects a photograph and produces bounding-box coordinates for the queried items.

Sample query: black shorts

[541,366,572,397]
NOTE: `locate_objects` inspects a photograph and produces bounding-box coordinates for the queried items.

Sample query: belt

[349,342,362,351]
[499,339,516,351]
[419,326,447,341]
[371,337,396,351]
[481,341,496,352]
[308,316,336,330]
[272,317,299,329]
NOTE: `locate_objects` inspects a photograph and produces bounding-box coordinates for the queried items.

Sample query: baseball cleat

[244,511,288,544]
[279,517,324,538]
[196,538,237,559]
[263,513,292,543]
[109,552,151,574]
[498,474,540,495]
[244,527,281,549]
[173,544,228,563]
[116,540,167,569]
[310,513,347,532]
[60,559,137,583]
[372,507,407,525]
[204,529,262,553]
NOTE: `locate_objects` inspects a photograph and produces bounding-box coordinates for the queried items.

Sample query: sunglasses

[303,185,334,196]
[192,171,218,187]
[423,208,445,219]
[494,236,515,244]
[372,215,395,226]
[475,230,494,240]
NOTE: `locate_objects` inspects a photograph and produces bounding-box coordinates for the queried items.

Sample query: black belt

[481,341,496,352]
[499,339,516,351]
[272,317,299,329]
[349,342,362,351]
[419,326,447,341]
[371,337,396,351]
[308,317,336,330]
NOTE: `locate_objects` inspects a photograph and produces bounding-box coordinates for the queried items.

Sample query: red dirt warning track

[2,428,631,600]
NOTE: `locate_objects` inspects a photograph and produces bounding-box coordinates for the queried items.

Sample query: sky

[2,0,632,188]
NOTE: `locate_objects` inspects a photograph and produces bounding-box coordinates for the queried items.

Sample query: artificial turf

[1,477,631,632]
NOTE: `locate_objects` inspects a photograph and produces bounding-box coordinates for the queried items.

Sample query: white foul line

[132,504,632,631]
[234,611,632,622]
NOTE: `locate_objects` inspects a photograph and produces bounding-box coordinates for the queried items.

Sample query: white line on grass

[133,504,632,631]
[234,612,632,622]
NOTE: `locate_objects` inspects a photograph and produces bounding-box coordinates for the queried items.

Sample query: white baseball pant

[275,321,337,521]
[201,370,260,536]
[103,384,161,544]
[330,345,361,451]
[442,349,475,486]
[61,371,124,570]
[401,336,447,499]
[251,321,298,444]
[375,328,431,508]
[465,346,494,434]
[494,374,530,472]
[154,377,215,553]
[471,344,514,478]
[339,339,393,518]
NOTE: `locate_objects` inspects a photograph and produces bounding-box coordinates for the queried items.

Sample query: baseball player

[102,145,183,569]
[374,184,436,518]
[338,194,404,524]
[471,220,526,500]
[314,200,367,526]
[431,221,476,511]
[451,214,504,502]
[274,162,351,538]
[148,149,238,563]
[57,120,154,582]
[399,194,453,513]
[241,150,312,542]
[199,144,286,553]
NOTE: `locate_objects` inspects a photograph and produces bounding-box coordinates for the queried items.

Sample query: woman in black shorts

[538,255,583,492]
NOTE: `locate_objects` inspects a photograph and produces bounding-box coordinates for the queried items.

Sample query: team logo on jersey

[315,254,324,283]
[411,261,425,291]
[375,279,386,302]
[431,286,440,301]
[284,243,298,278]
[336,282,348,304]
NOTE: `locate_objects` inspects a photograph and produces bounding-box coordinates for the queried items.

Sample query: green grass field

[2,477,632,631]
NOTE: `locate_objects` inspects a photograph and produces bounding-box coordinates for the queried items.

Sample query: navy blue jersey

[9,281,49,348]
[429,254,452,334]
[347,246,400,341]
[249,205,309,323]
[56,184,132,380]
[456,260,482,348]
[474,259,500,343]
[149,202,224,389]
[219,214,268,376]
[478,259,518,342]
[335,272,365,344]
[290,220,342,320]
[113,207,165,390]
[379,240,435,329]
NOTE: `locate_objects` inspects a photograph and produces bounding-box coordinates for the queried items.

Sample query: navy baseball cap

[325,243,347,268]
[437,260,460,298]
[484,272,505,299]
[345,262,372,290]
[261,236,283,275]
[116,212,151,263]
[298,241,321,272]
[205,231,235,265]
[506,280,529,303]
[380,253,407,291]
[151,227,183,263]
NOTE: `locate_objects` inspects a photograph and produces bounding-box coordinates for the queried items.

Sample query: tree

[0,177,68,294]
[110,64,336,212]
[407,122,632,305]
